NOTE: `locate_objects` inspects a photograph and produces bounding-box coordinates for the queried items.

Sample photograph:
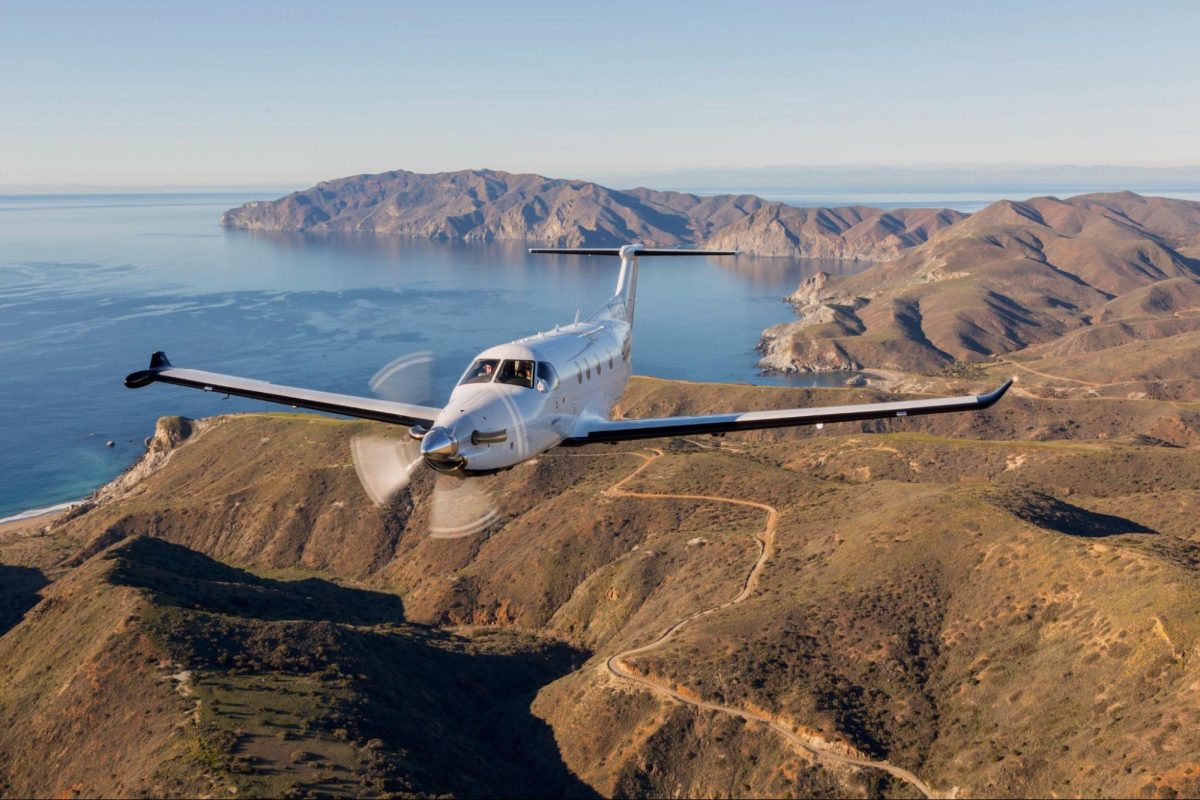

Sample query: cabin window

[608,352,614,369]
[576,362,582,383]
[497,359,535,388]
[594,354,602,375]
[585,360,591,380]
[460,358,499,384]
[536,361,559,392]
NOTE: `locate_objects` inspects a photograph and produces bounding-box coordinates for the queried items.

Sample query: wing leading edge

[124,352,440,427]
[570,379,1014,444]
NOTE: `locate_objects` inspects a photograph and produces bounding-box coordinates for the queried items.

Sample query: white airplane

[126,244,1010,527]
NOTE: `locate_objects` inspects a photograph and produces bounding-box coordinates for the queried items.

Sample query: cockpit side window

[497,359,535,388]
[536,361,559,392]
[461,358,500,384]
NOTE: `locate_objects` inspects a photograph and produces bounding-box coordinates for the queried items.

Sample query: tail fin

[528,245,736,325]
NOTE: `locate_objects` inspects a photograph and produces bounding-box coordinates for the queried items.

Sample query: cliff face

[221,168,963,259]
[758,192,1200,391]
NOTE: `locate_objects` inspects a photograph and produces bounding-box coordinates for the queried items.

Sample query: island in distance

[221,168,967,261]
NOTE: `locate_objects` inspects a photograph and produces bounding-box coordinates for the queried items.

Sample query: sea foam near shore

[0,499,81,526]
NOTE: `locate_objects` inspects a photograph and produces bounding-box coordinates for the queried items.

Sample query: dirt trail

[586,448,953,799]
[996,358,1104,387]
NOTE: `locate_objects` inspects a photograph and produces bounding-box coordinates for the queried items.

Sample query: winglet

[976,377,1015,407]
[124,351,172,389]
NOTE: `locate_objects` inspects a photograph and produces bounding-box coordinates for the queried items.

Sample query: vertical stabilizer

[610,244,641,324]
[527,245,736,327]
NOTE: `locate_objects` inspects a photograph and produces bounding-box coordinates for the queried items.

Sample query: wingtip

[124,369,155,388]
[126,351,171,389]
[977,377,1015,406]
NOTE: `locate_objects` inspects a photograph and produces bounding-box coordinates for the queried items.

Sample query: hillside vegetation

[4,377,1200,798]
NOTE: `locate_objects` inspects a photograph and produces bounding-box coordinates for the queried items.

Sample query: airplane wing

[124,352,440,427]
[569,379,1013,444]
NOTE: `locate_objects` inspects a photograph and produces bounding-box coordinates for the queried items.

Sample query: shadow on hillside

[0,565,49,637]
[1006,492,1155,538]
[106,535,407,624]
[346,627,598,798]
[105,536,597,797]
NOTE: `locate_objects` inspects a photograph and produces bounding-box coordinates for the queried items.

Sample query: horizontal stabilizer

[529,247,737,257]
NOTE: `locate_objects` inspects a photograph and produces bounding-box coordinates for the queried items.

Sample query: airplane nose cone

[420,426,458,458]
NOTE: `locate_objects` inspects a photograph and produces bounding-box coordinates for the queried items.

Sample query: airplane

[125,244,1012,526]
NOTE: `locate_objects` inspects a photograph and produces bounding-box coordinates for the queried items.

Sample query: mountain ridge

[221,168,966,260]
[757,192,1200,393]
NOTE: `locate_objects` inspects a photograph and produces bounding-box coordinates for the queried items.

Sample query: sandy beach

[0,506,72,536]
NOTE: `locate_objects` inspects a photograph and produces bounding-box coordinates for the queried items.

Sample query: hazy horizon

[4,163,1200,202]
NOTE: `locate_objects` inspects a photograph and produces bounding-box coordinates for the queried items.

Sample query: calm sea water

[0,192,872,519]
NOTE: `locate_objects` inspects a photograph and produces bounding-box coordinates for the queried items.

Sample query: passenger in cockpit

[498,359,535,388]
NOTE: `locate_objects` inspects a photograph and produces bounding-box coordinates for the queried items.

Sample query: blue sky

[2,0,1198,187]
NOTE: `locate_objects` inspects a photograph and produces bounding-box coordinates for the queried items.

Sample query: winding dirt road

[594,448,953,799]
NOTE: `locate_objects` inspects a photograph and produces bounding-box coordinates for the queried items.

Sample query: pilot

[475,362,494,380]
[516,361,532,386]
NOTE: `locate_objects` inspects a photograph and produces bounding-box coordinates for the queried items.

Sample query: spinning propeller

[349,353,513,538]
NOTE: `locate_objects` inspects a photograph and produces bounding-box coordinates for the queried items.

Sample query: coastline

[0,500,80,533]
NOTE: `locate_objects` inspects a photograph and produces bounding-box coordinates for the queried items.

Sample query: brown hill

[5,379,1200,797]
[221,169,963,258]
[0,530,590,798]
[705,205,966,261]
[759,193,1200,391]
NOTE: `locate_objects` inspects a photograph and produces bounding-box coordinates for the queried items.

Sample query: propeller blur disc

[429,472,500,538]
[369,351,435,406]
[351,435,422,505]
[351,350,525,538]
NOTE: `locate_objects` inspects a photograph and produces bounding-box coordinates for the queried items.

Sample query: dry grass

[3,377,1200,797]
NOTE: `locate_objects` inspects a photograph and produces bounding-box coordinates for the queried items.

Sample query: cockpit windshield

[460,359,500,384]
[497,359,535,388]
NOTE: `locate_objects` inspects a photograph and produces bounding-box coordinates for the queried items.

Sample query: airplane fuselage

[422,315,632,471]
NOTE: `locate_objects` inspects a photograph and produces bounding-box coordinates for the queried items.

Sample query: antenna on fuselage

[574,309,581,324]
